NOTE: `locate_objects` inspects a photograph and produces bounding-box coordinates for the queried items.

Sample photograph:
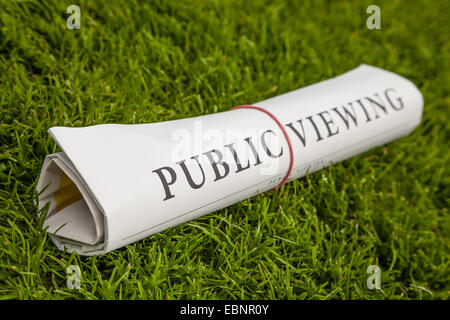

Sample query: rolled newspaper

[36,64,423,255]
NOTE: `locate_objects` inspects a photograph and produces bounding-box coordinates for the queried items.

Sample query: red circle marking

[230,105,294,189]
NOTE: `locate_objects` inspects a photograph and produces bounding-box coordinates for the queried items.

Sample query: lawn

[0,0,448,299]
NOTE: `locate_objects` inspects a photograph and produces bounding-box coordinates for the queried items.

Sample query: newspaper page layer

[36,64,424,255]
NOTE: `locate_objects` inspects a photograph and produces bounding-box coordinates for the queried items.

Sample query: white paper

[36,64,423,255]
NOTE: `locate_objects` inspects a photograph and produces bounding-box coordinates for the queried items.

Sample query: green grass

[0,0,449,300]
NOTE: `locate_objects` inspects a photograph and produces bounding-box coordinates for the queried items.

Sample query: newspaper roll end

[37,153,106,254]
